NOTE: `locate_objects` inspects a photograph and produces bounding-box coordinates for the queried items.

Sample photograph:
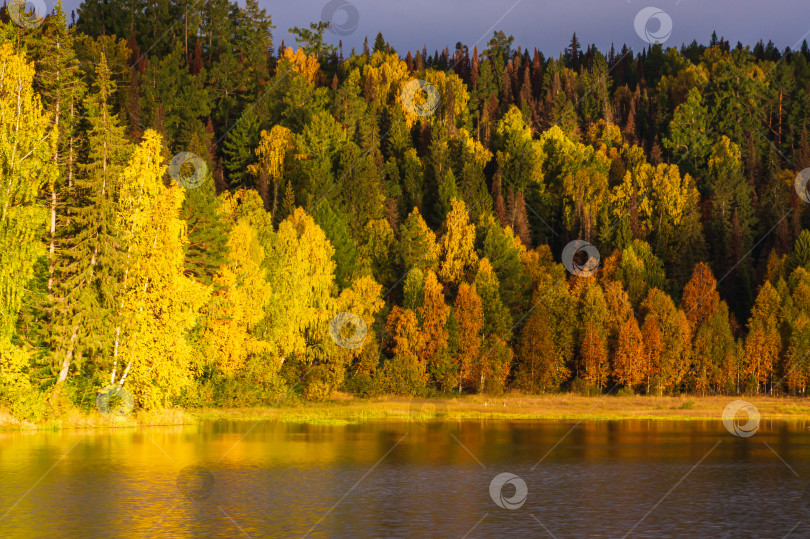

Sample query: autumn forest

[2,0,810,423]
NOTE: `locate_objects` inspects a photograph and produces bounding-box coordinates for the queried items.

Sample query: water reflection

[1,420,809,537]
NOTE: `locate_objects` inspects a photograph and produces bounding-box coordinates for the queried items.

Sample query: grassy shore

[4,394,810,430]
[189,394,810,424]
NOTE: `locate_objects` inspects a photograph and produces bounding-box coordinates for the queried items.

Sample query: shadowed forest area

[2,0,810,424]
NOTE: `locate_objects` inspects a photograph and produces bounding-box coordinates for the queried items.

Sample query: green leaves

[0,43,55,342]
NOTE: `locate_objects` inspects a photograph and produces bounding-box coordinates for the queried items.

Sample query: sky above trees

[124,0,810,57]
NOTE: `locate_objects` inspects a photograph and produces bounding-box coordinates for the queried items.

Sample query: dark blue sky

[59,0,810,57]
[263,0,810,56]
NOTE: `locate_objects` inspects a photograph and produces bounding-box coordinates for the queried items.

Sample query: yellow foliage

[279,47,321,85]
[386,306,422,359]
[421,70,469,126]
[357,218,394,277]
[263,207,336,363]
[0,42,56,340]
[200,221,273,376]
[437,198,478,284]
[249,125,296,181]
[335,275,385,359]
[117,130,211,409]
[363,51,410,108]
[586,119,623,148]
[462,131,493,165]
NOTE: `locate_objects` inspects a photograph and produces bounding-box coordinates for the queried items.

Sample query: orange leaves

[681,262,720,332]
[417,270,450,366]
[385,306,422,360]
[743,281,783,389]
[581,324,608,389]
[613,315,645,388]
[455,283,483,389]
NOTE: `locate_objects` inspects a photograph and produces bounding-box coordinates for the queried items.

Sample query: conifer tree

[52,53,132,382]
[178,135,231,287]
[313,200,358,289]
[479,216,528,316]
[705,137,756,318]
[691,302,737,394]
[222,107,261,189]
[397,207,438,273]
[474,258,512,340]
[29,1,84,295]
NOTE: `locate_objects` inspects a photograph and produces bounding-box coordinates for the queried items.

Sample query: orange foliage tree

[455,283,484,391]
[612,316,646,390]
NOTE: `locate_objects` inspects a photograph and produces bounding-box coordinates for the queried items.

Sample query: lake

[1,419,809,537]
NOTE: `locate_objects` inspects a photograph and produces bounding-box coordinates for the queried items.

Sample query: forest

[1,0,810,422]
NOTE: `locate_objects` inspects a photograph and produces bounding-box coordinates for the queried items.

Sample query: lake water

[1,419,809,537]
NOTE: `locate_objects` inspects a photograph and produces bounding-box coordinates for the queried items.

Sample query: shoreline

[3,394,810,431]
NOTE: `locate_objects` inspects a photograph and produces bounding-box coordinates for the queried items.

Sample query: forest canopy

[1,0,810,420]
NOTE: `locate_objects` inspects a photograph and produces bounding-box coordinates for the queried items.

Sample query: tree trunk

[48,187,56,292]
[111,326,121,384]
[58,325,79,382]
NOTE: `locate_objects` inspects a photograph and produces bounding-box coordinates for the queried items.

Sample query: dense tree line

[1,1,810,419]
